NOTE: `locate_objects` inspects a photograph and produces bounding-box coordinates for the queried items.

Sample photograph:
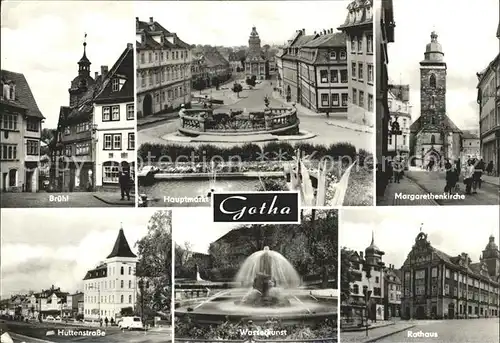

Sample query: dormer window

[112,78,119,92]
[340,51,347,60]
[329,51,336,60]
[9,85,15,100]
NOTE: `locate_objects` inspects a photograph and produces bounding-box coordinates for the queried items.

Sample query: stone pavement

[0,192,127,208]
[92,192,135,206]
[377,176,439,206]
[341,322,416,343]
[482,174,499,186]
[271,91,374,134]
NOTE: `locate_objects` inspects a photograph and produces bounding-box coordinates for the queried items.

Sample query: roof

[461,130,479,139]
[94,44,134,104]
[83,264,107,280]
[0,70,45,119]
[338,0,373,30]
[107,228,137,259]
[302,32,347,48]
[202,51,229,68]
[409,114,462,134]
[476,53,499,86]
[388,84,410,102]
[136,18,191,50]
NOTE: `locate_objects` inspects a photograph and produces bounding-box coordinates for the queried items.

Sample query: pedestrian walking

[474,158,485,190]
[486,160,494,175]
[393,159,401,183]
[444,159,455,194]
[464,159,475,195]
[119,168,131,201]
[105,317,108,327]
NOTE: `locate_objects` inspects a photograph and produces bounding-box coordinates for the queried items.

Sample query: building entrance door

[143,94,153,117]
[25,170,33,192]
[416,306,425,319]
[448,303,455,319]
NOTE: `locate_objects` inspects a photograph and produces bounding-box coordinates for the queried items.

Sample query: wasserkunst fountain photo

[173,209,338,341]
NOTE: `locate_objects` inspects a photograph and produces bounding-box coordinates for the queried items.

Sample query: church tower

[365,231,385,266]
[69,35,95,107]
[480,235,500,278]
[419,31,447,130]
[248,26,262,54]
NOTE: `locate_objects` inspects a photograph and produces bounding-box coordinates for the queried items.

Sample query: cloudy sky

[340,207,499,269]
[0,208,165,298]
[135,1,351,47]
[388,0,498,130]
[1,1,133,129]
[173,208,236,254]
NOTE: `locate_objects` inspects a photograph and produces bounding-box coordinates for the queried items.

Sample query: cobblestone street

[1,192,135,208]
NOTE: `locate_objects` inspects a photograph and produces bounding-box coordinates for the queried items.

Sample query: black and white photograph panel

[376,0,500,206]
[1,1,136,208]
[136,0,374,208]
[340,207,500,343]
[173,208,338,341]
[0,209,172,343]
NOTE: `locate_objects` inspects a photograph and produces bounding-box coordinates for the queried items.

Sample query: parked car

[118,317,143,330]
[45,315,55,321]
[55,316,61,321]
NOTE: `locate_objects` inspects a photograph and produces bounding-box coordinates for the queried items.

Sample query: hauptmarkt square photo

[136,0,375,208]
[0,209,172,343]
[1,1,136,208]
[376,0,500,206]
[339,207,500,343]
[173,208,338,342]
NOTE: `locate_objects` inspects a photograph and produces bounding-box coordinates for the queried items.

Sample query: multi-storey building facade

[460,130,481,162]
[338,0,375,127]
[298,31,348,113]
[203,50,232,86]
[375,0,395,166]
[383,264,401,319]
[477,52,499,176]
[410,32,463,168]
[346,234,386,321]
[94,43,135,188]
[29,286,69,318]
[53,40,106,192]
[245,27,269,80]
[1,70,45,192]
[136,17,192,117]
[191,55,208,90]
[400,231,500,319]
[83,225,138,321]
[387,84,411,160]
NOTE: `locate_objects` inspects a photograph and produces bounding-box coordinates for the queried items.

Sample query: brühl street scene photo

[173,208,338,341]
[136,0,374,208]
[0,209,172,343]
[1,2,136,208]
[340,207,500,343]
[376,0,500,206]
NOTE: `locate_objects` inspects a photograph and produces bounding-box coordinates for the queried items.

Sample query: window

[415,270,425,279]
[429,74,436,88]
[353,284,359,294]
[445,269,450,278]
[120,280,124,288]
[351,63,356,79]
[127,104,134,120]
[351,37,356,53]
[321,94,329,106]
[1,144,17,160]
[330,70,338,83]
[26,140,39,155]
[341,93,348,107]
[128,295,132,303]
[367,35,373,53]
[102,107,111,121]
[368,64,373,83]
[320,70,328,83]
[120,295,124,303]
[113,134,122,150]
[332,94,339,106]
[340,70,348,83]
[359,90,364,108]
[368,94,373,112]
[357,37,363,53]
[431,135,436,144]
[340,50,347,60]
[373,287,381,296]
[2,114,18,130]
[111,106,120,121]
[75,143,89,156]
[352,89,357,105]
[128,132,135,150]
[358,62,364,80]
[27,119,39,132]
[329,51,336,60]
[112,78,119,92]
[104,134,112,150]
[129,266,132,275]
[65,145,72,156]
[129,280,132,288]
[120,266,124,275]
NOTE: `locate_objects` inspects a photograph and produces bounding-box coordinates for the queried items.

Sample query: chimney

[302,28,305,34]
[94,72,98,79]
[127,43,133,49]
[359,251,364,259]
[331,28,334,33]
[149,17,154,24]
[323,29,327,35]
[101,65,108,77]
[314,31,317,35]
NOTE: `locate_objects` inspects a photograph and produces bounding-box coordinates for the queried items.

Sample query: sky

[388,0,499,130]
[1,1,133,129]
[173,208,237,254]
[0,208,164,298]
[135,1,352,47]
[340,207,499,269]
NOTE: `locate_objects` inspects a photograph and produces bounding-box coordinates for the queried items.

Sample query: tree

[135,210,172,316]
[41,128,55,145]
[120,307,134,316]
[340,247,357,303]
[232,82,243,98]
[246,77,256,87]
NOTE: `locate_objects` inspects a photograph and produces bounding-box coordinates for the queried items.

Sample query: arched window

[129,280,132,288]
[430,95,435,108]
[429,74,436,88]
[431,135,436,144]
[340,51,347,60]
[430,117,435,125]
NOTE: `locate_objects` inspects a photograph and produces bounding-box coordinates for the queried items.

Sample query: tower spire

[371,230,375,245]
